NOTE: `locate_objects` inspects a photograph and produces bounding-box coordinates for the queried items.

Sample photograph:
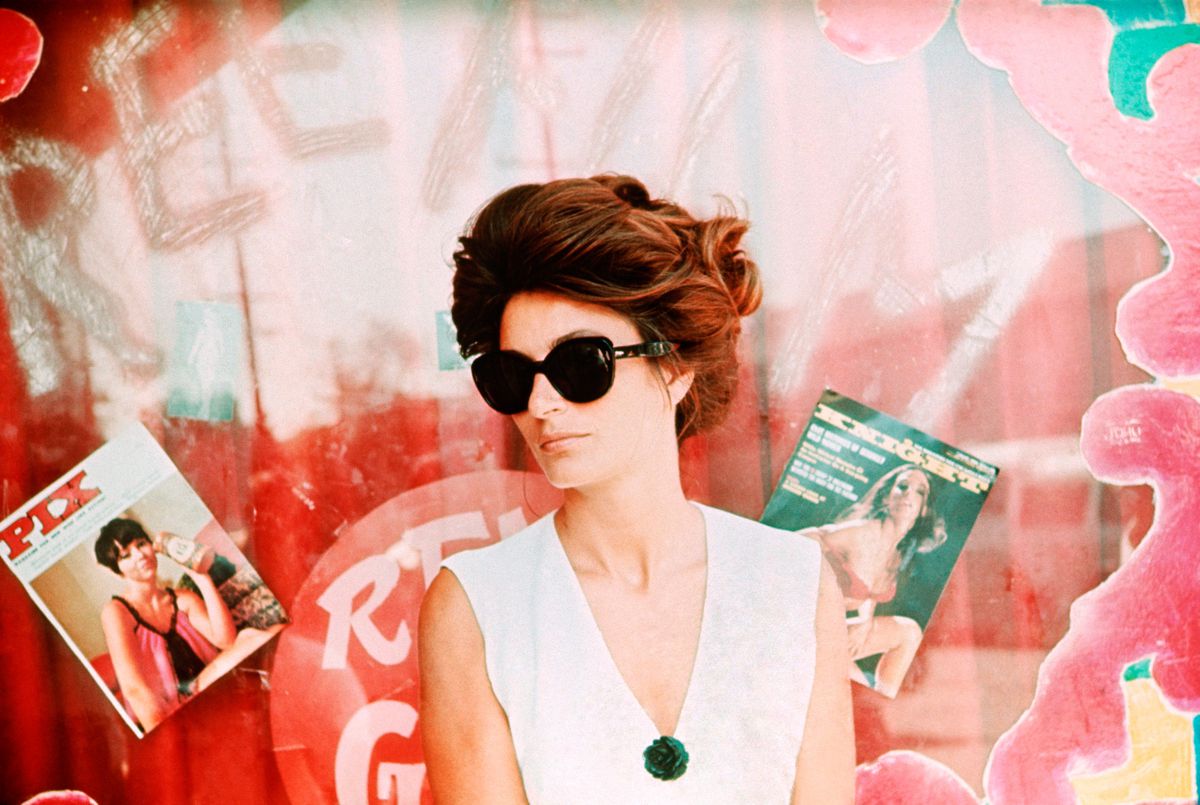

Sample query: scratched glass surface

[0,2,1162,803]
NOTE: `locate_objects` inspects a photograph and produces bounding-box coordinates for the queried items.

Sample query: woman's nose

[526,372,566,417]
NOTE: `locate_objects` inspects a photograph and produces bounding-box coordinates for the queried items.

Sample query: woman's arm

[100,599,171,731]
[177,570,236,649]
[846,598,877,657]
[792,557,856,804]
[419,569,527,804]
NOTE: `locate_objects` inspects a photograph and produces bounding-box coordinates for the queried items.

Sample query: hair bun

[592,174,654,209]
[694,216,762,318]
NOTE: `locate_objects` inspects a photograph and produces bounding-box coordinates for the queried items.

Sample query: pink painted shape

[957,0,1200,378]
[19,793,99,805]
[943,3,1200,802]
[815,0,955,64]
[0,9,42,102]
[856,751,980,805]
[985,387,1200,804]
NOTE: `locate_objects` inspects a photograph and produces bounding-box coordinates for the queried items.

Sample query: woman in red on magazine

[804,464,946,697]
[419,175,855,803]
[95,517,236,731]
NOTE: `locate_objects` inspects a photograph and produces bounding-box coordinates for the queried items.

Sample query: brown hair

[95,517,151,575]
[836,464,947,570]
[451,174,761,439]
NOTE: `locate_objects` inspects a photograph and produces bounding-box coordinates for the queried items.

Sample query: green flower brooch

[643,735,689,781]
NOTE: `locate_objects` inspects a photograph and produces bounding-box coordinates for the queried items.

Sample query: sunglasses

[470,335,677,415]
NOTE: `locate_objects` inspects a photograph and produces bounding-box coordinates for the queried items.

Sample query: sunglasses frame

[470,335,678,415]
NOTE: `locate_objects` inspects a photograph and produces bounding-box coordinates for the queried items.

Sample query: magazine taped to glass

[0,424,288,736]
[762,390,999,698]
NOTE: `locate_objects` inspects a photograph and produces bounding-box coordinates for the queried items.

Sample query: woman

[805,464,945,697]
[95,517,236,731]
[419,175,854,802]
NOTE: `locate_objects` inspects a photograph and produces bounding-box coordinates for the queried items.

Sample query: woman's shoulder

[429,510,558,644]
[440,509,557,579]
[101,596,139,634]
[698,503,822,562]
[172,586,204,611]
[809,518,875,544]
[102,596,131,619]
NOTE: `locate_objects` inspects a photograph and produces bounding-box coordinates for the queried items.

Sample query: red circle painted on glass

[0,10,43,102]
[269,470,562,805]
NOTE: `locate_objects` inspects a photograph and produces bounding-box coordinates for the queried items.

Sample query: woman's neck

[555,468,703,588]
[122,578,161,605]
[879,516,911,551]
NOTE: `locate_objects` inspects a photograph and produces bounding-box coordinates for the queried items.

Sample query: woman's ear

[665,365,694,408]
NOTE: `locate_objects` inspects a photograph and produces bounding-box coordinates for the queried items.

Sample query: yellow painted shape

[1187,0,1200,24]
[1069,678,1196,804]
[1162,376,1200,400]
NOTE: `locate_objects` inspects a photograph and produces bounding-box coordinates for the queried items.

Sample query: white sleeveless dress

[441,503,822,804]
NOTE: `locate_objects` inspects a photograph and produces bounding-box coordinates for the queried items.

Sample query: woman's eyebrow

[502,328,605,357]
[549,329,603,348]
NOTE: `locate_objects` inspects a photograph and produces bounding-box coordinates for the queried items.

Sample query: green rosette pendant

[643,735,689,781]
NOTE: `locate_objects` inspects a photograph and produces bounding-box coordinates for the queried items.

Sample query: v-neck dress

[441,503,823,803]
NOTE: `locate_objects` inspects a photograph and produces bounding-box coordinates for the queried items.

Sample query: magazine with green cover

[761,389,999,698]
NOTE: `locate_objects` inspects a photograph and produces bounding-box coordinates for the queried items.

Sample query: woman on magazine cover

[95,517,236,731]
[804,464,946,697]
[419,175,855,802]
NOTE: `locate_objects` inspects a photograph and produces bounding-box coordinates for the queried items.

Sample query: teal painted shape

[1111,24,1200,118]
[1043,0,1200,119]
[1193,714,1199,801]
[1122,657,1153,680]
[1044,0,1186,28]
[436,310,468,371]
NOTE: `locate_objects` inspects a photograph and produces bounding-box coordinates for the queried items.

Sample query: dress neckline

[547,502,714,740]
[112,588,179,637]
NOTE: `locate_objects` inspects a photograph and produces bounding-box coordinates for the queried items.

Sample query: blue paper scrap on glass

[436,310,468,371]
[167,301,243,421]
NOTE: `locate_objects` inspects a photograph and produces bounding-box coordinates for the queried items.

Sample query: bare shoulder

[173,587,204,610]
[418,568,490,722]
[419,568,527,801]
[420,568,478,648]
[813,519,873,549]
[419,569,491,704]
[101,597,132,629]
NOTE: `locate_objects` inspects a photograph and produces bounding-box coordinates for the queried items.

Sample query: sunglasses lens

[471,352,534,415]
[544,338,614,403]
[470,337,617,414]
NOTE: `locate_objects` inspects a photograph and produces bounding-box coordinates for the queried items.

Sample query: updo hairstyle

[451,174,761,440]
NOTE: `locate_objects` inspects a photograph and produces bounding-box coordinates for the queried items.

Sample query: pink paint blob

[0,9,42,102]
[19,793,99,805]
[856,751,980,805]
[816,0,955,64]
[957,6,1200,797]
[821,3,1200,801]
[957,0,1200,379]
[985,387,1200,803]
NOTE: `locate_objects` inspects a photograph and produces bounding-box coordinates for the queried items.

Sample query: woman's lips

[538,433,587,453]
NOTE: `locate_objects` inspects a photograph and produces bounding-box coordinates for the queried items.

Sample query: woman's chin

[536,460,610,492]
[540,469,589,491]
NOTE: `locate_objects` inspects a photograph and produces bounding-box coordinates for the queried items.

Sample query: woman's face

[115,536,157,581]
[498,290,688,491]
[886,469,930,527]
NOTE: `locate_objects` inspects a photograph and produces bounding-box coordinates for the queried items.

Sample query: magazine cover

[0,424,288,737]
[761,389,999,698]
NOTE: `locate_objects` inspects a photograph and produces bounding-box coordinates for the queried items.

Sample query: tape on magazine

[812,404,993,494]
